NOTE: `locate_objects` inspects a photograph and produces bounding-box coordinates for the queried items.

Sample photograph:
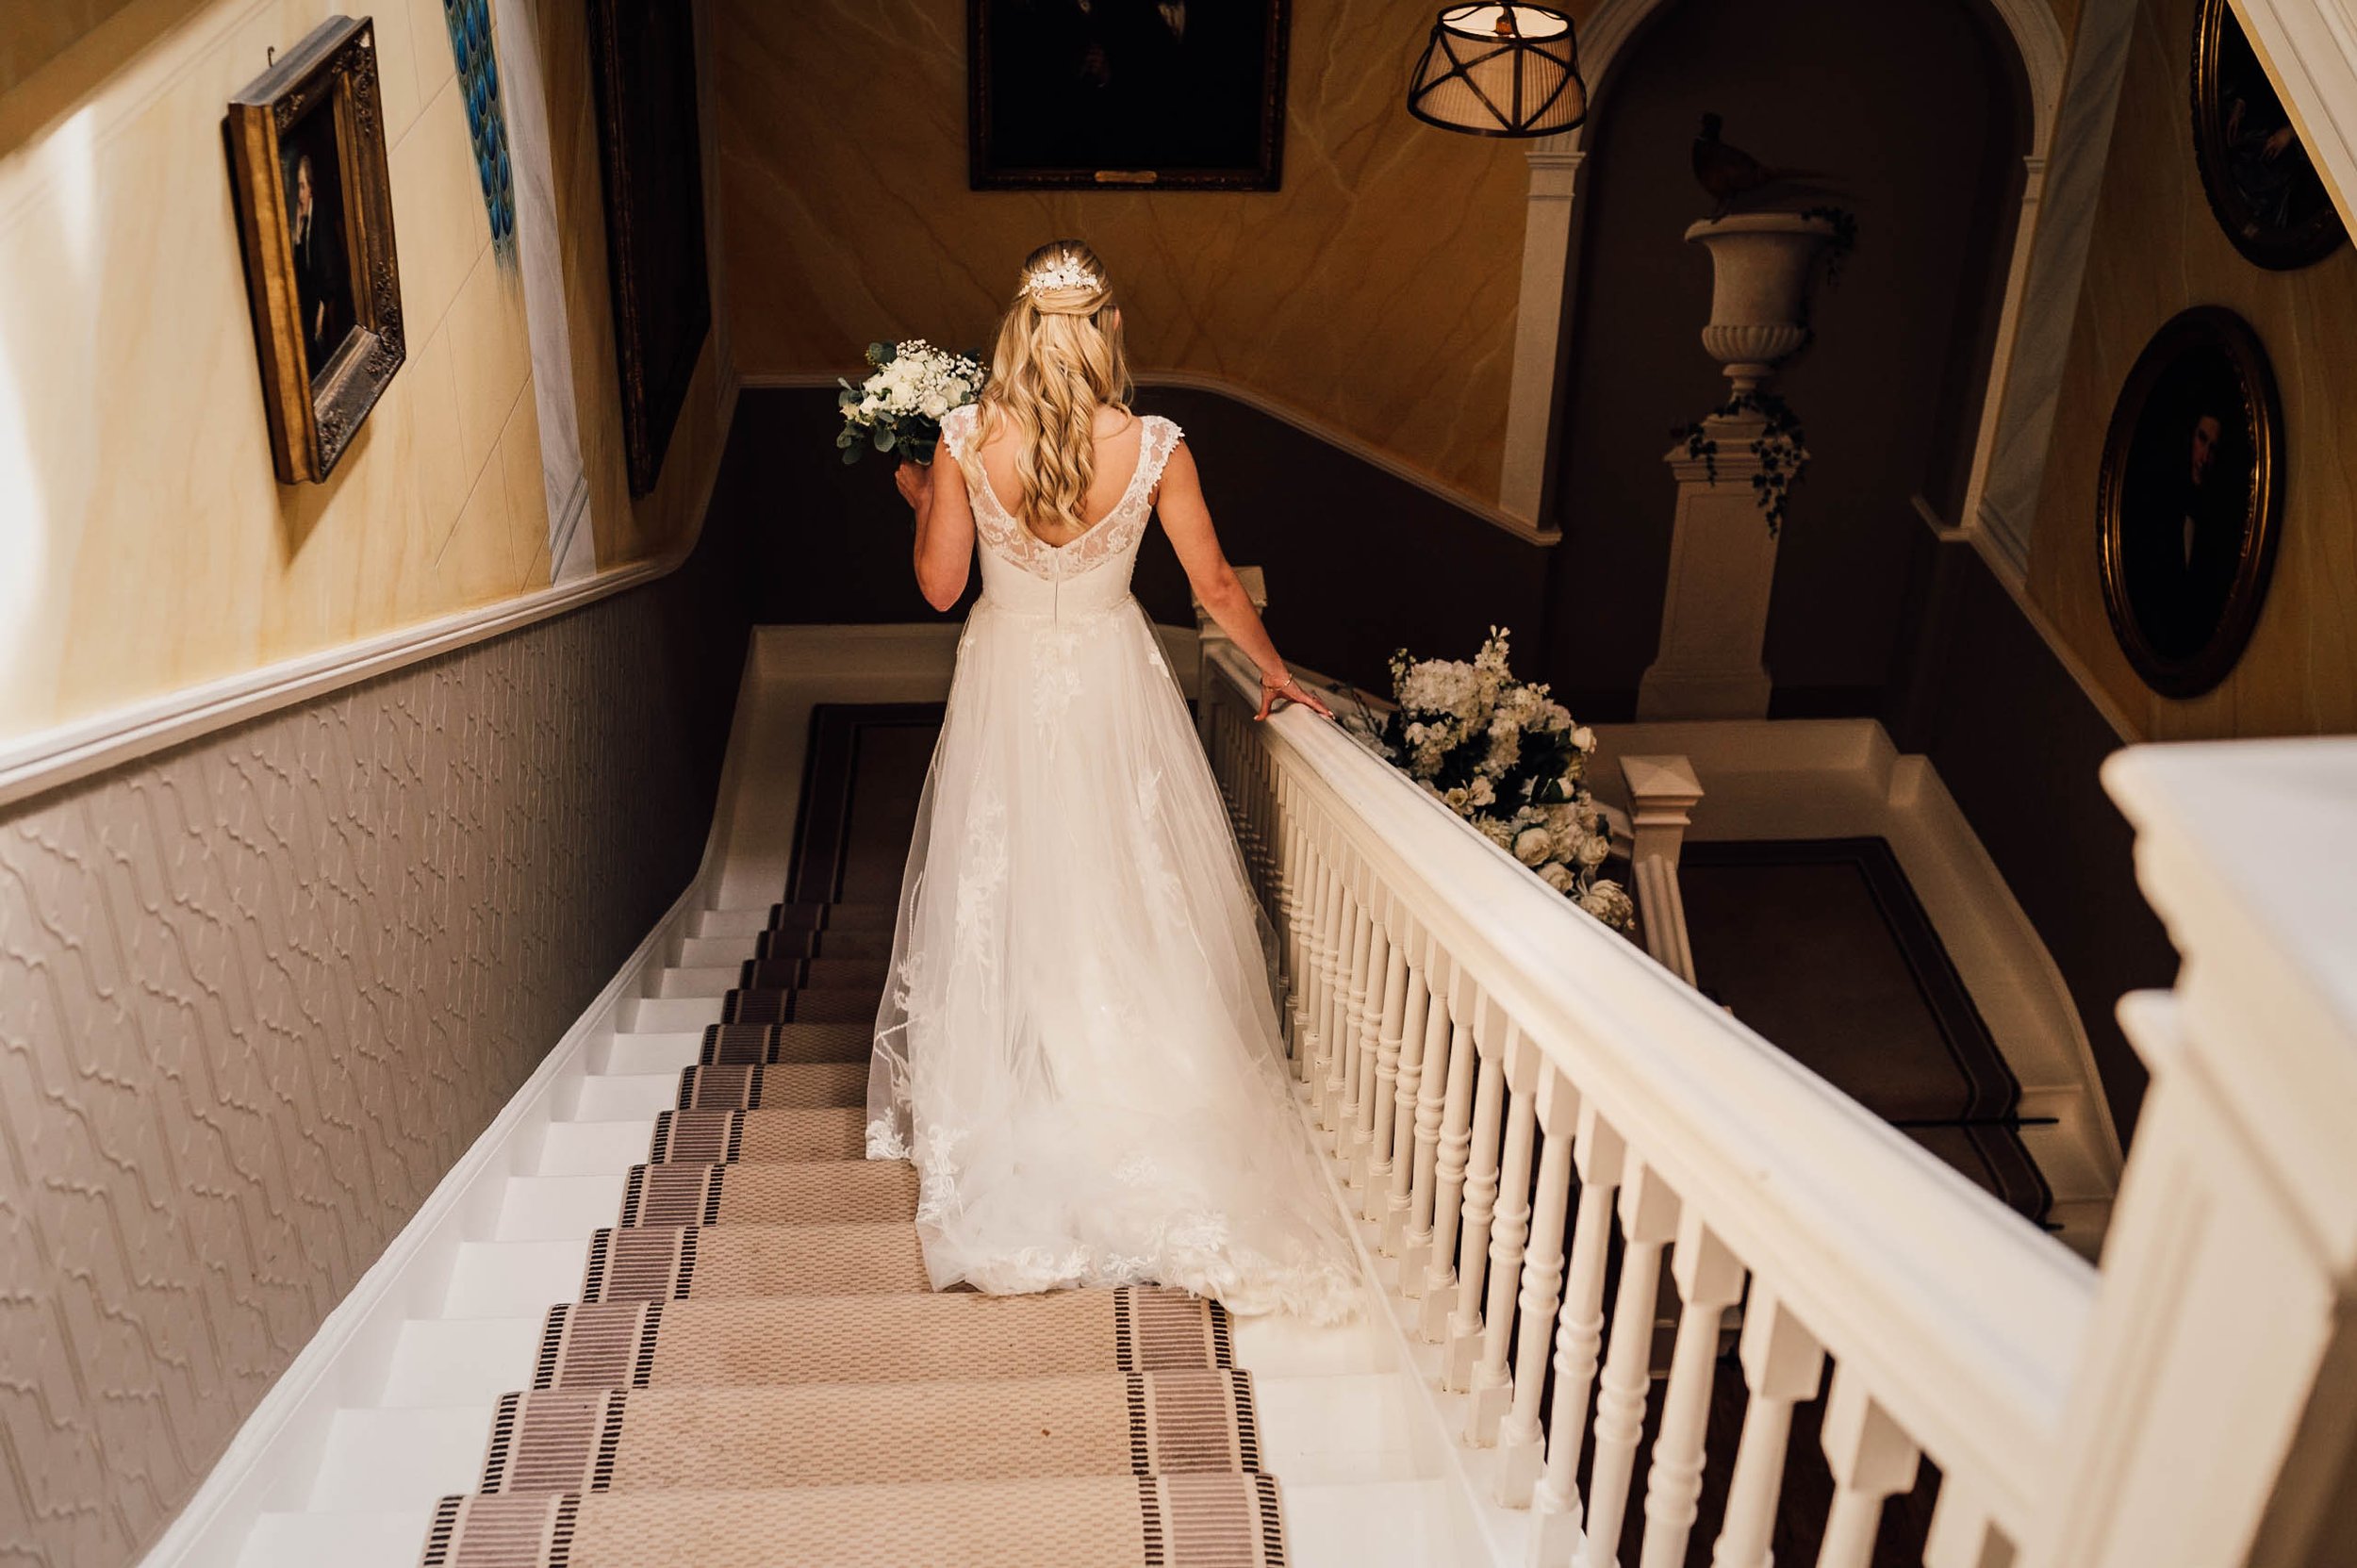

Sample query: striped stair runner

[422,805,1295,1563]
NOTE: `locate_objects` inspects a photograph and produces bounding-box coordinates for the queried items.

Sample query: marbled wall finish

[0,0,727,750]
[2024,0,2357,738]
[710,0,1549,503]
[0,517,755,1567]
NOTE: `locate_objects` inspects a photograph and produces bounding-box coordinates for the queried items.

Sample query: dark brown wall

[1541,0,2029,717]
[732,385,1550,694]
[1894,541,2175,1134]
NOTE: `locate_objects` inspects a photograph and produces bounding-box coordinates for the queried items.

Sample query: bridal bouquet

[836,338,985,466]
[1381,628,1636,933]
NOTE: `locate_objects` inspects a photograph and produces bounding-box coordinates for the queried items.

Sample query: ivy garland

[1670,389,1811,538]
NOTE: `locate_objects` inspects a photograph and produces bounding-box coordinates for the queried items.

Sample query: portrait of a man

[2192,0,2347,269]
[2098,309,2283,697]
[971,0,1288,189]
[281,107,354,384]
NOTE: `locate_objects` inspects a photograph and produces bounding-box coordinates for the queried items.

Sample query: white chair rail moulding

[1195,633,2094,1557]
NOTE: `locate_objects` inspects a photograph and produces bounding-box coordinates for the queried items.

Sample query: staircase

[224,677,1453,1567]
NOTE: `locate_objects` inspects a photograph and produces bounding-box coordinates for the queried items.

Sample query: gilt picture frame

[2095,306,2283,700]
[586,0,713,498]
[969,0,1290,190]
[2190,0,2348,269]
[225,15,404,485]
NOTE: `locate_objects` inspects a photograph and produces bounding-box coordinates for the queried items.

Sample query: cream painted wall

[2024,0,2357,738]
[712,0,1553,503]
[0,0,720,751]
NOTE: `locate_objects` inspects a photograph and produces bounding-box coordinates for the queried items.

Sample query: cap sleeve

[1140,415,1185,495]
[938,404,980,460]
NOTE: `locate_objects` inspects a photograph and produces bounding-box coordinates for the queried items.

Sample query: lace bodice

[939,404,1183,619]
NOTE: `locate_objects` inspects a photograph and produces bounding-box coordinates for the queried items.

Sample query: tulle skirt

[867,595,1360,1322]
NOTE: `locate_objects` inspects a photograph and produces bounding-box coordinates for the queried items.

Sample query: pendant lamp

[1407,5,1587,138]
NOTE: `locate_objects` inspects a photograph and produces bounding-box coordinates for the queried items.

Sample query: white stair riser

[675,934,759,966]
[657,965,743,999]
[378,1318,544,1408]
[569,1071,691,1121]
[535,1118,657,1175]
[239,1510,436,1568]
[307,1407,495,1510]
[494,1174,631,1242]
[620,996,726,1032]
[592,1032,705,1076]
[691,907,773,938]
[440,1239,590,1319]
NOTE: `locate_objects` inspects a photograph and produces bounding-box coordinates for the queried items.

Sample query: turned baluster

[1358,912,1409,1191]
[1367,924,1423,1223]
[1339,886,1376,1131]
[1394,951,1454,1266]
[1280,801,1316,1070]
[1527,1106,1627,1565]
[1707,1284,1824,1568]
[1814,1369,1920,1568]
[1439,1017,1508,1381]
[1467,1032,1540,1441]
[1306,852,1346,1102]
[1495,1066,1575,1503]
[1638,1215,1746,1568]
[1414,988,1478,1315]
[1921,1476,2013,1568]
[1341,900,1389,1166]
[1574,1162,1680,1568]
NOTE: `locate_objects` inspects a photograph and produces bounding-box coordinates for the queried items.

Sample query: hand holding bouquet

[836,339,985,467]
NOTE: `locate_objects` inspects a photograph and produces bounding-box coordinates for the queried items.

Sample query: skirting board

[132,631,766,1568]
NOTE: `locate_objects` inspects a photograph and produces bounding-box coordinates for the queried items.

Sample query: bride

[866,239,1360,1323]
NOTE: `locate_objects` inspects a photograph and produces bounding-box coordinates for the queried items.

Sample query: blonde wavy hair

[963,239,1134,536]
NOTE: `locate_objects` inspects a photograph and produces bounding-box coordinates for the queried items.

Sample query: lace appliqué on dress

[948,407,1183,585]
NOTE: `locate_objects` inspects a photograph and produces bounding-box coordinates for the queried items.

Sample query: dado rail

[1197,635,2357,1568]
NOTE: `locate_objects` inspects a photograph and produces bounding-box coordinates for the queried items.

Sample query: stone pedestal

[1637,409,1779,719]
[1637,212,1834,721]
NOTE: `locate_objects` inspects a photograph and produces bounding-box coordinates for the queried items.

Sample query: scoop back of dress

[866,404,1359,1321]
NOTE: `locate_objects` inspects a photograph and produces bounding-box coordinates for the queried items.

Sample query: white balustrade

[1196,631,2357,1568]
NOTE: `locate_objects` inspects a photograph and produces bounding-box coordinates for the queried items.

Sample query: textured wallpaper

[0,536,751,1565]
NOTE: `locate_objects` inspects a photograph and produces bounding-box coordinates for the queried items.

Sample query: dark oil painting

[2191,0,2347,269]
[970,0,1289,190]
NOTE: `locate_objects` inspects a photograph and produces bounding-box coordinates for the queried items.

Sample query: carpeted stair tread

[581,1221,931,1302]
[477,1371,1263,1494]
[426,1473,1285,1568]
[619,1160,916,1229]
[722,986,882,1026]
[533,1287,1232,1391]
[672,1061,866,1111]
[755,926,893,961]
[697,1021,874,1065]
[767,900,896,933]
[649,1107,866,1165]
[736,956,892,991]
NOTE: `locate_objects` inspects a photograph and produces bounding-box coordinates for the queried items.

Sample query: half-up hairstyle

[966,239,1134,536]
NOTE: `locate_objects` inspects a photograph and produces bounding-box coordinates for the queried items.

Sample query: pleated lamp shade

[1407,5,1586,138]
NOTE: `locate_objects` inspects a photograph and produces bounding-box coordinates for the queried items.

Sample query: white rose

[1577,832,1611,867]
[1571,725,1596,753]
[920,393,948,419]
[1538,862,1575,892]
[1513,827,1552,866]
[1469,776,1495,808]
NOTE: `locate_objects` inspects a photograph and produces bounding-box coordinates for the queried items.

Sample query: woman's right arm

[1152,441,1333,721]
[905,450,976,612]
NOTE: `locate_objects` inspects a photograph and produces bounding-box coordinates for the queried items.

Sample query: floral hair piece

[1024,256,1103,299]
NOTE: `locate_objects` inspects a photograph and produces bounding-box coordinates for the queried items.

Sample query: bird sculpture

[1691,112,1827,217]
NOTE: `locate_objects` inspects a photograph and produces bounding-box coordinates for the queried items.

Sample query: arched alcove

[1533,0,2034,713]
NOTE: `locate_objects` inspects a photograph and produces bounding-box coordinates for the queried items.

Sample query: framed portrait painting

[225,15,404,485]
[587,0,713,497]
[2190,0,2347,269]
[970,0,1290,190]
[2096,307,2283,700]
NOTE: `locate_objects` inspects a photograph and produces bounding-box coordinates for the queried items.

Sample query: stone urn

[1684,212,1838,391]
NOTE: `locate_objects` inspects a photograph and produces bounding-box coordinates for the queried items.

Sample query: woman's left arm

[902,454,975,612]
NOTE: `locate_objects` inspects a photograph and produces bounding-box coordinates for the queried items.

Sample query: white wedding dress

[866,404,1360,1322]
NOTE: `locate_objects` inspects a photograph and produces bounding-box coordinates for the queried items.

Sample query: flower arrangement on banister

[1377,628,1636,934]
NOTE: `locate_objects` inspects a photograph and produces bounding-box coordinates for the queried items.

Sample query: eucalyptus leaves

[836,339,986,467]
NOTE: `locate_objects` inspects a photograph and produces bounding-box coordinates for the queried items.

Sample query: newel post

[2027,741,2357,1568]
[1618,753,1705,985]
